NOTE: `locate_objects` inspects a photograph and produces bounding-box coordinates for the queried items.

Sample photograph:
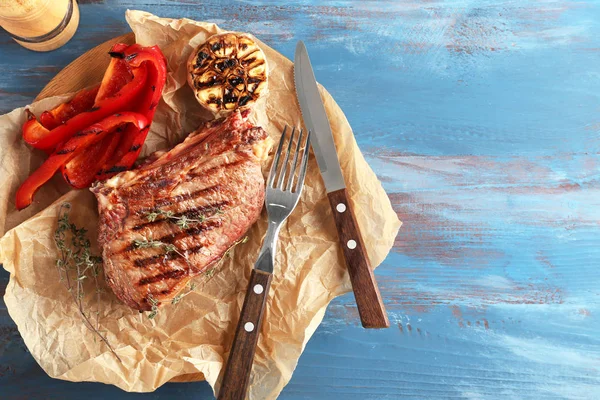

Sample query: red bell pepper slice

[37,47,133,131]
[15,112,148,210]
[97,44,167,179]
[95,53,133,104]
[39,84,100,130]
[60,46,136,188]
[62,130,122,189]
[22,64,148,151]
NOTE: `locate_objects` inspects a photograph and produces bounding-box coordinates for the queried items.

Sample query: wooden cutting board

[35,32,205,384]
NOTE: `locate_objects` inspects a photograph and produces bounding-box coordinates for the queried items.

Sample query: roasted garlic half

[187,32,268,116]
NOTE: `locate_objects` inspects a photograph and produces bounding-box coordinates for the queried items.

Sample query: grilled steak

[92,110,269,311]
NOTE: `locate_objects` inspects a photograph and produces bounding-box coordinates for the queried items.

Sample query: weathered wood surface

[2,0,600,398]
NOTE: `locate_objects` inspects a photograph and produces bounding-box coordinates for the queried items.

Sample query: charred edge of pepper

[90,107,100,112]
[74,127,102,136]
[108,51,125,59]
[56,148,75,155]
[63,172,73,186]
[149,102,158,110]
[151,85,156,92]
[125,53,138,62]
[130,144,141,152]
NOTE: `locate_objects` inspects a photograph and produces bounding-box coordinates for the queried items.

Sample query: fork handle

[218,269,272,400]
[327,188,390,328]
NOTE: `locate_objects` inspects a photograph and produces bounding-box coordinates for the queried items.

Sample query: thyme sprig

[145,209,204,229]
[224,236,249,258]
[133,238,187,261]
[205,268,216,278]
[137,208,237,318]
[144,207,223,229]
[134,238,190,319]
[133,238,176,252]
[171,282,197,305]
[54,203,121,362]
[147,294,159,320]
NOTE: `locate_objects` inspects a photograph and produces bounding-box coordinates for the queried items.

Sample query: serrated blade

[294,41,346,193]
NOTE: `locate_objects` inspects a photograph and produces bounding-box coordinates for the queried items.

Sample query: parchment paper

[0,10,401,398]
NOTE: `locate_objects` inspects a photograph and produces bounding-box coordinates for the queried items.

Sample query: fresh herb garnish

[133,238,175,252]
[175,214,204,229]
[205,268,216,278]
[144,207,223,229]
[171,282,197,305]
[136,207,228,313]
[133,238,190,265]
[54,203,121,362]
[147,294,159,319]
[224,235,249,258]
[145,209,173,222]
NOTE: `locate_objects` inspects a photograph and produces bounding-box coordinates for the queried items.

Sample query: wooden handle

[327,188,390,328]
[218,269,272,400]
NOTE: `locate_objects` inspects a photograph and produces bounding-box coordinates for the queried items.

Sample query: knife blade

[294,41,390,329]
[293,41,346,193]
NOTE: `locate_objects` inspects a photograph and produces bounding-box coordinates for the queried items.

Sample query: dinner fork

[218,126,311,400]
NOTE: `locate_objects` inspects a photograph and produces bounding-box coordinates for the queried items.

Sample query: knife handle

[218,269,272,400]
[327,188,390,329]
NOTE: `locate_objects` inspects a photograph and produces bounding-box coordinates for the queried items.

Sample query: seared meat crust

[92,110,268,311]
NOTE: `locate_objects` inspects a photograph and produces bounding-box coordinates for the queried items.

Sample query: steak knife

[294,41,389,329]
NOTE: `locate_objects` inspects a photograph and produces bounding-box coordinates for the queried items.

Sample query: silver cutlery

[218,126,311,400]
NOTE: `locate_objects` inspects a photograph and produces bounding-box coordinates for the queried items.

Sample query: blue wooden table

[2,1,600,398]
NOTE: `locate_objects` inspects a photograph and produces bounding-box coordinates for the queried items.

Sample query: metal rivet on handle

[336,203,346,213]
[347,240,357,249]
[253,284,264,294]
[244,322,255,332]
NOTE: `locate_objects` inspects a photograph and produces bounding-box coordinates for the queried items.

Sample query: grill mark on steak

[131,200,229,231]
[134,245,205,268]
[181,202,228,219]
[157,219,222,244]
[121,219,223,253]
[138,269,187,286]
[134,253,171,268]
[150,178,175,189]
[184,221,221,236]
[92,109,268,310]
[135,185,221,214]
[187,159,246,180]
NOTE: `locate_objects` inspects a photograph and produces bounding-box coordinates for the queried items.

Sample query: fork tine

[268,126,287,187]
[285,129,303,191]
[294,130,311,193]
[276,127,296,189]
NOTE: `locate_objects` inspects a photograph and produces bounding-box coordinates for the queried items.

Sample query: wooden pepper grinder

[0,0,80,52]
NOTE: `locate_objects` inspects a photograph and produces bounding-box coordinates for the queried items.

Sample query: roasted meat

[91,110,270,311]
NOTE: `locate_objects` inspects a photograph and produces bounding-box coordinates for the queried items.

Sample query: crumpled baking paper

[0,10,401,399]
